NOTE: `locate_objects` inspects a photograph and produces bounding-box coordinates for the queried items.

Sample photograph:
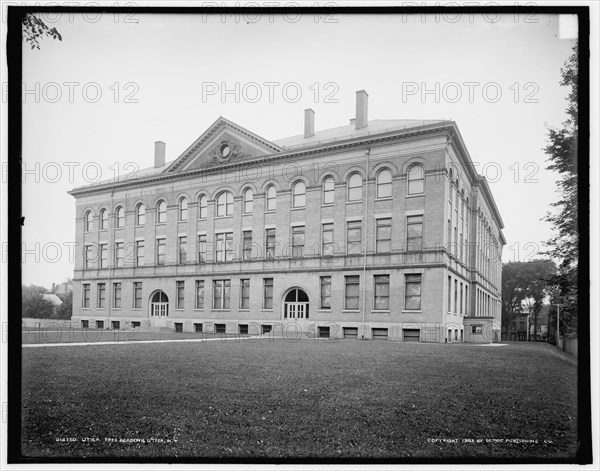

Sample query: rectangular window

[265,228,276,260]
[178,236,187,264]
[374,275,390,310]
[405,274,422,310]
[448,276,452,312]
[97,283,106,308]
[320,276,331,309]
[195,280,204,309]
[213,279,231,309]
[292,225,305,258]
[99,244,107,269]
[322,223,334,256]
[240,279,250,309]
[460,282,463,315]
[447,218,452,251]
[345,275,360,310]
[82,284,90,308]
[176,280,185,309]
[156,238,166,266]
[454,280,458,314]
[376,218,392,253]
[115,242,124,268]
[113,282,122,309]
[84,245,93,269]
[406,215,423,251]
[194,323,203,333]
[465,285,468,316]
[472,325,483,334]
[96,320,104,329]
[198,234,207,263]
[215,232,233,262]
[346,220,362,255]
[133,282,142,309]
[242,230,252,261]
[263,278,273,309]
[135,240,144,267]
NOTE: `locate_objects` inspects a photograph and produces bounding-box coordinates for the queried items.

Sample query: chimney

[154,141,166,168]
[304,108,315,138]
[355,90,368,130]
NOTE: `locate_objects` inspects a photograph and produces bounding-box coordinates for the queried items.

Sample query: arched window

[179,197,188,221]
[198,195,207,219]
[100,209,108,230]
[216,191,233,217]
[407,164,425,195]
[243,188,253,214]
[115,206,125,228]
[292,181,306,208]
[322,176,335,205]
[376,169,392,198]
[266,185,276,211]
[136,204,145,226]
[347,173,362,201]
[157,200,167,224]
[84,211,93,231]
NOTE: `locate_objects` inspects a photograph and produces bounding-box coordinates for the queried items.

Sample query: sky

[13,8,581,289]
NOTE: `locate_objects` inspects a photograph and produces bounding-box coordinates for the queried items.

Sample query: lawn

[20,338,578,461]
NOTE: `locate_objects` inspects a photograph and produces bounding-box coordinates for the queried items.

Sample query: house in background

[68,90,505,343]
[52,280,73,296]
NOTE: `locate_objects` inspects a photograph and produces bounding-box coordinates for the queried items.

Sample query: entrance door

[150,291,169,326]
[283,288,309,335]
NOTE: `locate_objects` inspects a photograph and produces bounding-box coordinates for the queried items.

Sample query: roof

[274,119,448,150]
[43,294,63,306]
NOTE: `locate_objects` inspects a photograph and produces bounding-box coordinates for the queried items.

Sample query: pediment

[165,117,282,173]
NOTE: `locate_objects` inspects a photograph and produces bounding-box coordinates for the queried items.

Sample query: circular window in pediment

[219,143,231,159]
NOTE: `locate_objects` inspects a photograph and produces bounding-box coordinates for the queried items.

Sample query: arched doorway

[283,288,309,321]
[150,291,169,318]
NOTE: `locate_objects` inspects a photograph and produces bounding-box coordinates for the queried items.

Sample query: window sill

[134,225,144,229]
[345,200,362,205]
[174,309,184,311]
[215,215,233,220]
[402,310,422,313]
[261,309,273,312]
[374,197,393,202]
[405,193,425,198]
[372,310,390,313]
[155,223,166,226]
[290,207,306,211]
[132,308,142,311]
[194,308,204,311]
[81,307,90,310]
[212,309,231,312]
[342,310,360,313]
[317,309,331,312]
[321,203,335,208]
[265,210,276,214]
[197,218,207,221]
[242,212,253,216]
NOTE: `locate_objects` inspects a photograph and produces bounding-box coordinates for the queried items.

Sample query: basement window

[261,324,272,334]
[132,321,140,328]
[174,323,183,333]
[318,326,330,338]
[194,323,203,333]
[111,321,120,330]
[215,323,226,334]
[81,320,89,329]
[472,325,483,334]
[96,320,104,329]
[239,324,249,335]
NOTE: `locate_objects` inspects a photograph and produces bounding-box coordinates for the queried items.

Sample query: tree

[502,260,556,340]
[54,291,73,320]
[543,41,579,335]
[22,13,62,50]
[22,285,55,319]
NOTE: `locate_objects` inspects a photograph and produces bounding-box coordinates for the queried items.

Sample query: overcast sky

[17,10,579,289]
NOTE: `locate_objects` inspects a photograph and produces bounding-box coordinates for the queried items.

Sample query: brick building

[69,90,505,342]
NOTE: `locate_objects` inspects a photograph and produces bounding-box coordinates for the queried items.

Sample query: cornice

[69,123,457,198]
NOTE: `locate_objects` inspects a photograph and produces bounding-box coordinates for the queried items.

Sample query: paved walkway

[22,335,272,348]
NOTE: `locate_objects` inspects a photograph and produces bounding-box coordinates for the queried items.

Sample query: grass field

[21,338,578,460]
